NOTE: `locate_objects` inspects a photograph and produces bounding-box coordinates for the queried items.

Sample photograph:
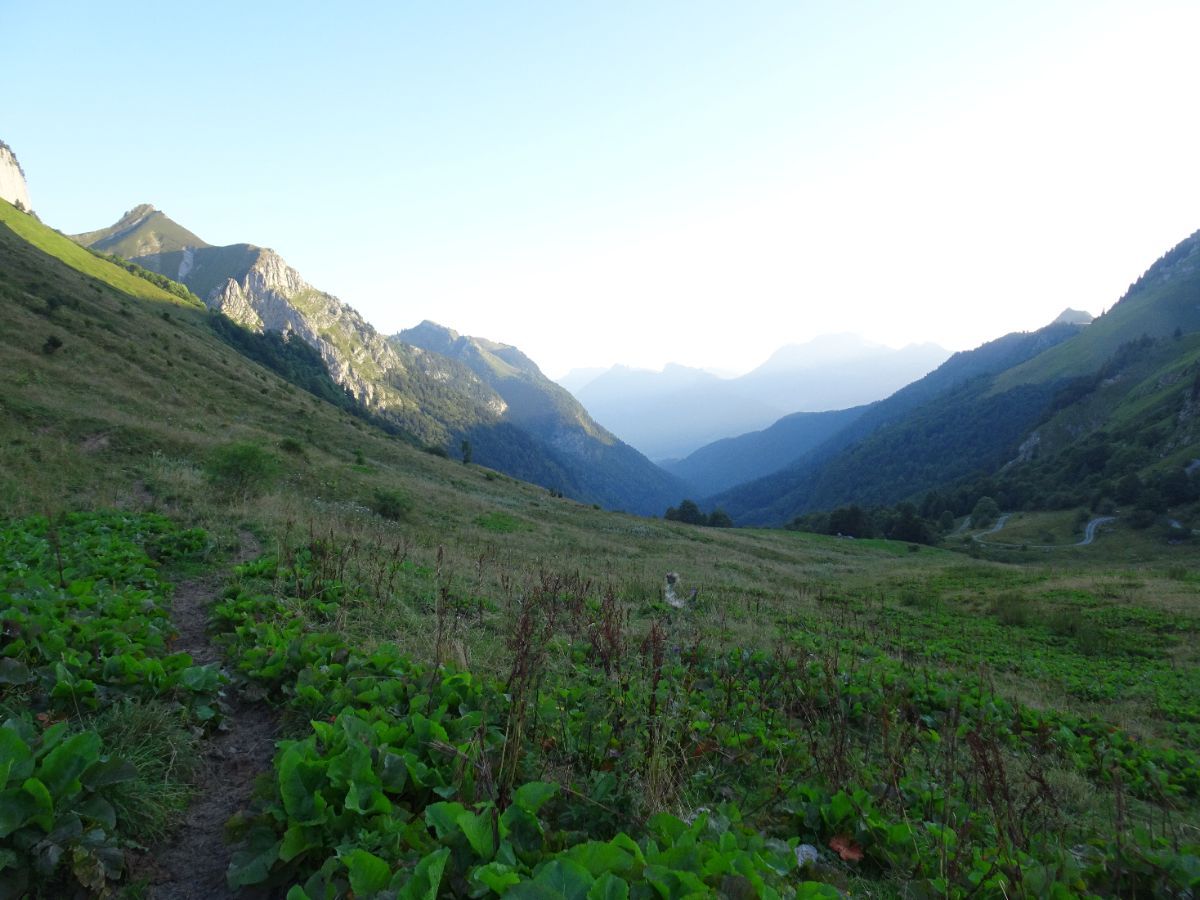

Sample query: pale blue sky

[6,1,1200,377]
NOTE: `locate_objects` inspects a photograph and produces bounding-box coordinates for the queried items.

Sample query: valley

[2,105,1200,900]
[1,183,1198,899]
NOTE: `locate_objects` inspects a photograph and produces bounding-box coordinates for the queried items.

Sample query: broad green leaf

[82,756,138,790]
[587,872,630,900]
[395,846,451,900]
[345,779,392,815]
[524,859,593,900]
[326,739,373,790]
[38,731,100,797]
[37,722,69,757]
[470,861,521,894]
[0,787,36,840]
[647,813,688,845]
[278,744,329,825]
[457,808,496,861]
[499,804,544,855]
[279,824,318,862]
[76,795,117,830]
[227,834,281,887]
[180,665,220,692]
[564,841,636,877]
[379,750,408,793]
[21,777,54,831]
[643,863,707,898]
[0,726,33,784]
[512,781,558,814]
[608,833,645,865]
[340,848,391,897]
[425,801,466,840]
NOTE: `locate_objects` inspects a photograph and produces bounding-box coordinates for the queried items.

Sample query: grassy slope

[1,201,201,307]
[3,198,1197,895]
[72,205,211,257]
[995,228,1200,390]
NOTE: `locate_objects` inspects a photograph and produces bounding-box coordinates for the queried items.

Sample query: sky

[5,1,1200,379]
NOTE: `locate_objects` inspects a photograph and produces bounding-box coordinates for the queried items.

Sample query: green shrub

[371,488,412,521]
[278,437,305,456]
[204,441,279,498]
[991,591,1032,626]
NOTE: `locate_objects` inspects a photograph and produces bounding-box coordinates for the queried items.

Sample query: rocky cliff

[0,141,32,212]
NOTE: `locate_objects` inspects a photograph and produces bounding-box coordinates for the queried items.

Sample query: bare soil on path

[135,533,280,900]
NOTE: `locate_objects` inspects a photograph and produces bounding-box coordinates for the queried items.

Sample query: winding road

[1078,516,1116,546]
[971,514,1116,548]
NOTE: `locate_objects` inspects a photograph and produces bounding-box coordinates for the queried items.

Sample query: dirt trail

[139,532,278,900]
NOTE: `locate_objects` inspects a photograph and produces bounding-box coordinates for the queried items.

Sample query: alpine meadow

[3,10,1200,897]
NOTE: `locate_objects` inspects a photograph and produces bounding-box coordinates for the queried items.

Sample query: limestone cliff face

[207,249,505,424]
[0,141,32,212]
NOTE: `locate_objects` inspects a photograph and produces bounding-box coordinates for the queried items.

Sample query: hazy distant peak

[1051,308,1094,326]
[750,332,927,376]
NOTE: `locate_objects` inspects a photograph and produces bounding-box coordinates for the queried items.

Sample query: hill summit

[1052,308,1095,326]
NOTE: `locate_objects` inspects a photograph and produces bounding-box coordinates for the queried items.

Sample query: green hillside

[712,321,1086,524]
[2,198,1197,897]
[665,406,868,497]
[1,201,202,308]
[72,203,211,258]
[996,228,1200,389]
[714,228,1200,531]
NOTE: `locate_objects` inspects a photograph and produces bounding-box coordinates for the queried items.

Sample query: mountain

[72,203,208,258]
[556,367,608,394]
[710,320,1089,524]
[396,321,686,513]
[72,206,500,446]
[570,337,949,460]
[662,405,868,497]
[712,230,1200,525]
[735,337,950,413]
[1052,307,1095,326]
[70,207,681,514]
[0,140,32,212]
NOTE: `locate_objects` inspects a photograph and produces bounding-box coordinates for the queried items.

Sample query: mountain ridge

[69,207,681,514]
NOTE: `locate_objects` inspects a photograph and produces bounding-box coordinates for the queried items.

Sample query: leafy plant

[204,441,280,499]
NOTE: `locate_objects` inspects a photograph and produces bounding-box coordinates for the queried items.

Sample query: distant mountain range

[706,233,1200,526]
[70,205,684,515]
[563,336,949,460]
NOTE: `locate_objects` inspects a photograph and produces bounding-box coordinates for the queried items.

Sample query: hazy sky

[6,1,1200,378]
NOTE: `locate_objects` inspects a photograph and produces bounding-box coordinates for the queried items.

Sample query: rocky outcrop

[206,250,503,423]
[0,141,32,212]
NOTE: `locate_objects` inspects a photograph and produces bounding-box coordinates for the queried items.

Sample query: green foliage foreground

[0,513,217,897]
[210,540,1198,898]
[2,513,1198,897]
